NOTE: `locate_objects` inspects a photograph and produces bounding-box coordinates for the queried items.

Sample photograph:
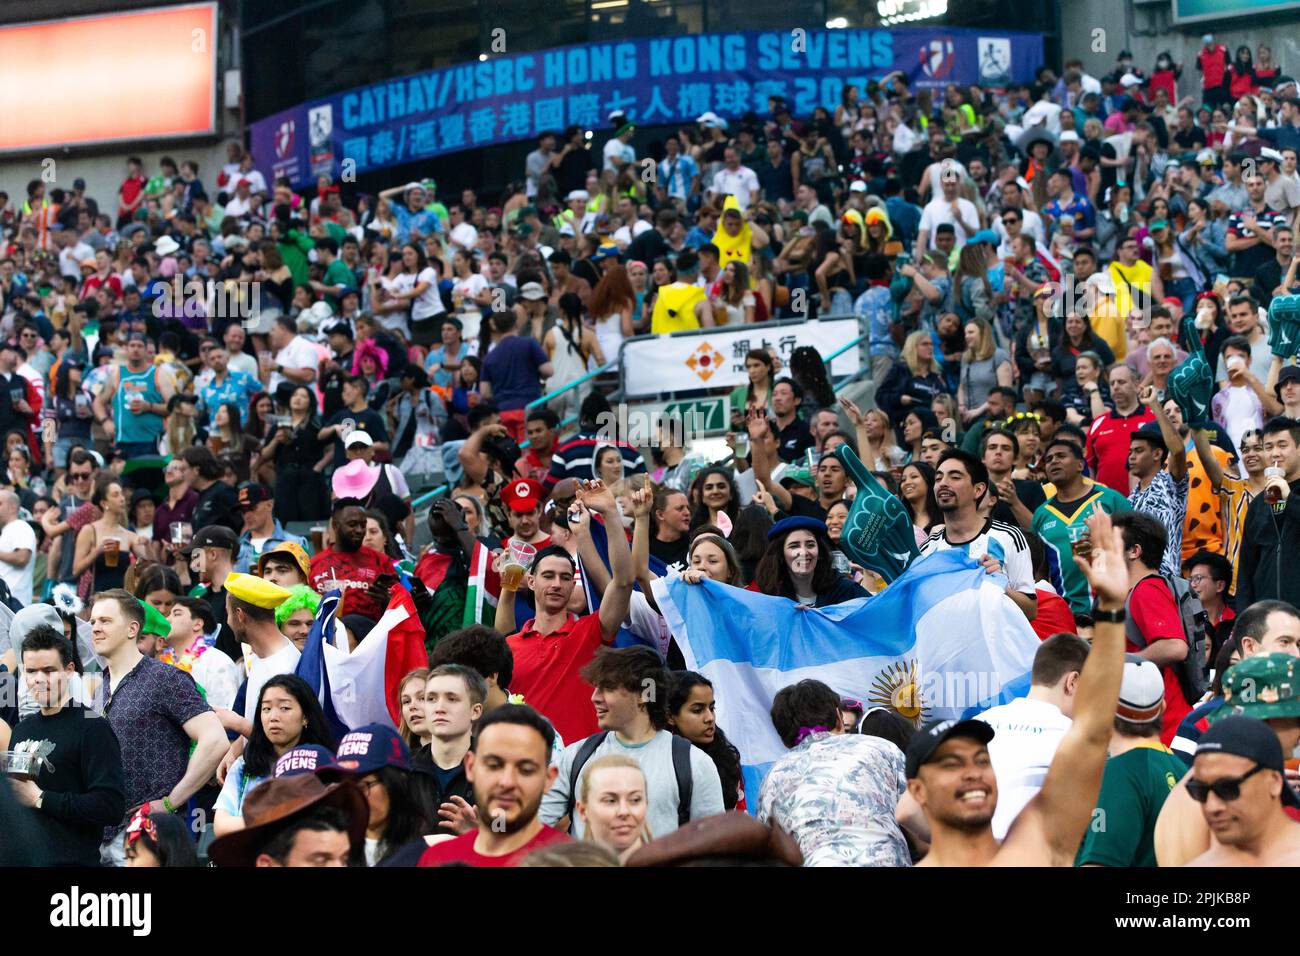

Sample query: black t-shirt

[192,480,242,535]
[197,580,242,661]
[556,147,596,196]
[9,705,125,866]
[649,534,689,571]
[326,407,389,467]
[989,478,1046,527]
[625,228,668,265]
[1173,126,1207,150]
[779,493,828,520]
[774,416,815,463]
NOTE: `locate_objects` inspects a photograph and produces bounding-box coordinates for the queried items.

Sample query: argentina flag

[651,550,1041,805]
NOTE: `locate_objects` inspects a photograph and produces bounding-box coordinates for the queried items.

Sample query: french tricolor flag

[296,586,429,738]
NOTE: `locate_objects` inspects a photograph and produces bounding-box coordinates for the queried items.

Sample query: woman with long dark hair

[898,461,940,543]
[689,466,740,531]
[122,806,199,867]
[261,384,330,523]
[207,401,256,483]
[728,503,773,586]
[212,674,337,836]
[753,516,866,607]
[1050,311,1115,390]
[789,345,836,416]
[728,348,775,428]
[667,671,745,811]
[318,724,429,866]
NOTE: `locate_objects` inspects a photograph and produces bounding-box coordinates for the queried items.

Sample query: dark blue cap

[274,744,335,778]
[316,724,410,778]
[767,515,829,541]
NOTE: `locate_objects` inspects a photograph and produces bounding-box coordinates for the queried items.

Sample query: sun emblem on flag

[868,660,929,724]
[684,342,725,382]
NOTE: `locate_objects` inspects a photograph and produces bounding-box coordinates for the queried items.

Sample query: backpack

[1124,572,1209,703]
[563,732,694,832]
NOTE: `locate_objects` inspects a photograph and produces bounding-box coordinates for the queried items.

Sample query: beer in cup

[500,540,537,592]
[103,537,121,568]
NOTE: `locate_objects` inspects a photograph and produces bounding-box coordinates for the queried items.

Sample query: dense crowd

[2,34,1300,869]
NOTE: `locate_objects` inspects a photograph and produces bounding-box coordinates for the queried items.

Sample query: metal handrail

[525,360,617,409]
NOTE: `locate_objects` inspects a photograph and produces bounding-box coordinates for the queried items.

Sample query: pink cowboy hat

[331,459,380,501]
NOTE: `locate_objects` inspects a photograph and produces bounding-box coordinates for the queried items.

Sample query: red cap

[502,477,546,513]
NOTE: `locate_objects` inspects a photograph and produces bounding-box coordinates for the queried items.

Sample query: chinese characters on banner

[252,27,1042,187]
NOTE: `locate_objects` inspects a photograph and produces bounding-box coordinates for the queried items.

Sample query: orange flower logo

[684,342,724,382]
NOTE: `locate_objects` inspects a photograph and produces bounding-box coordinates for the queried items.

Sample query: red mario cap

[503,477,546,514]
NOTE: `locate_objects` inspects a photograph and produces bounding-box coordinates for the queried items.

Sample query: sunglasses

[69,471,93,481]
[1186,763,1267,803]
[1002,217,1019,224]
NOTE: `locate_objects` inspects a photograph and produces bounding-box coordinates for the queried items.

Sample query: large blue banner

[251,26,1043,188]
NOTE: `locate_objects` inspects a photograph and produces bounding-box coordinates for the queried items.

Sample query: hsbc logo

[275,120,296,159]
[919,37,955,78]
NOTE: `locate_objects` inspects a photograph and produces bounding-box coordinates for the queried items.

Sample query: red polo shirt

[417,824,570,867]
[507,611,606,743]
[1085,406,1154,495]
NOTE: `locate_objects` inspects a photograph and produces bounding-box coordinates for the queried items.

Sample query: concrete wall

[1062,0,1300,96]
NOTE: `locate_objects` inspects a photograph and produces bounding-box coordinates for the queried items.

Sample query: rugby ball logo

[919,38,955,79]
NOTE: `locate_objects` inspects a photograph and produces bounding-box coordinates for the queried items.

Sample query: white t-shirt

[993,208,1046,251]
[976,696,1072,841]
[710,166,762,209]
[0,518,36,606]
[410,266,445,323]
[603,138,635,173]
[539,729,724,839]
[242,638,302,724]
[452,273,488,309]
[919,196,981,249]
[920,518,1036,596]
[271,336,320,392]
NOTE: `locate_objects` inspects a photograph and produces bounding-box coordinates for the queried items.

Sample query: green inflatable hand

[1167,316,1214,428]
[833,443,919,584]
[1268,294,1300,359]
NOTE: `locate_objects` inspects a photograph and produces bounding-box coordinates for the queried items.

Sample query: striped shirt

[920,518,1036,595]
[1218,474,1257,594]
[544,432,646,488]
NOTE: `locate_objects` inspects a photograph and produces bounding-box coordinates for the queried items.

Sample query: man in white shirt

[262,315,319,393]
[709,147,762,210]
[917,175,982,257]
[603,122,636,174]
[0,490,35,606]
[976,632,1089,840]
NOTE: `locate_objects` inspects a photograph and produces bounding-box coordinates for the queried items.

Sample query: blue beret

[767,515,829,541]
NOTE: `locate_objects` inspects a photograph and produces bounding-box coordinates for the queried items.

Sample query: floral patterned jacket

[757,731,911,867]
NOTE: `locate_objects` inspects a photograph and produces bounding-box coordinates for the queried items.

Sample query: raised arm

[458,422,508,486]
[746,409,792,512]
[998,511,1128,865]
[1142,386,1186,482]
[576,480,632,641]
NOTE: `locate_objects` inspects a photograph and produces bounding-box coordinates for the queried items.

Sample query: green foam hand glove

[1268,294,1300,359]
[833,443,919,585]
[1167,316,1214,428]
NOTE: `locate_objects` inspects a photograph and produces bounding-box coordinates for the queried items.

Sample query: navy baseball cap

[905,718,995,779]
[1195,715,1300,808]
[316,724,411,778]
[274,744,335,778]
